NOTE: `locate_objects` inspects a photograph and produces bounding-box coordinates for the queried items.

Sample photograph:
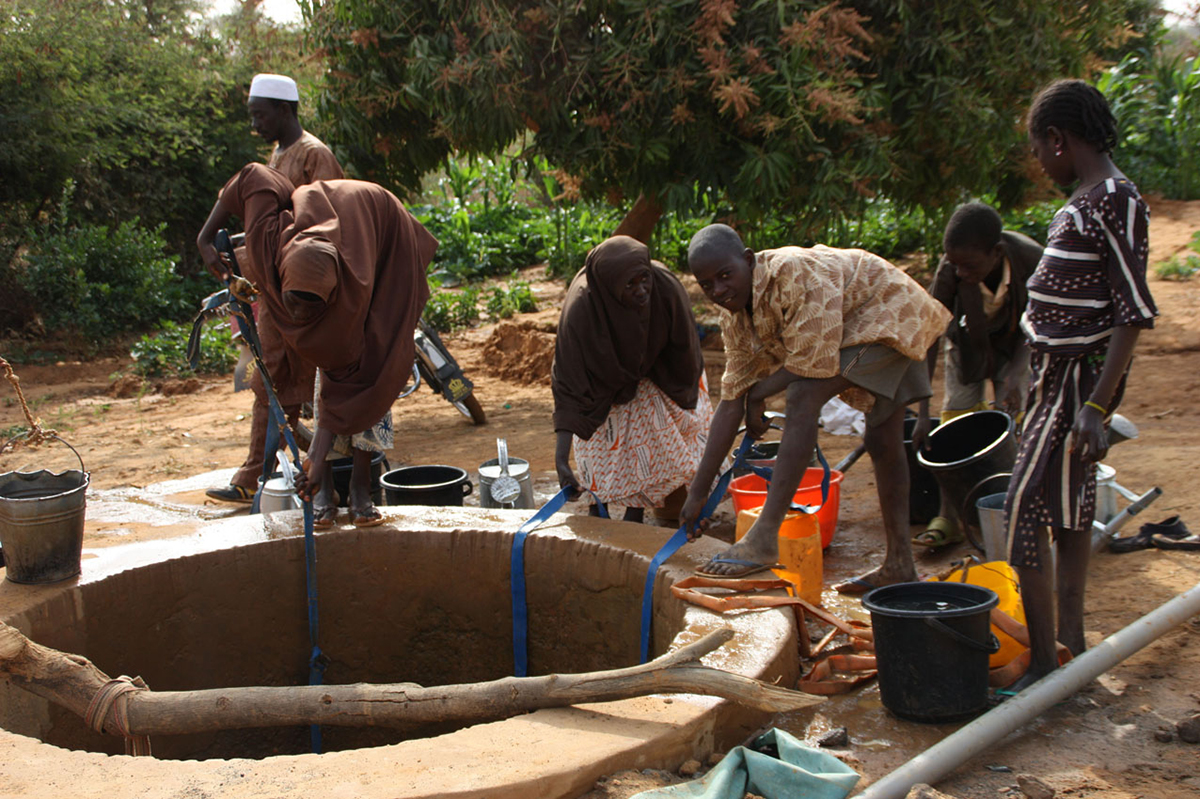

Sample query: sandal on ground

[694,557,782,579]
[205,484,254,504]
[313,505,339,529]
[351,506,385,528]
[1150,532,1200,551]
[912,516,964,548]
[1110,515,1192,553]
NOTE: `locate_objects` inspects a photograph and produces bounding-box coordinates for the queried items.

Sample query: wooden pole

[0,622,821,738]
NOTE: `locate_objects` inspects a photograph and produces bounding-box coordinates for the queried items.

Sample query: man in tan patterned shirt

[681,224,951,593]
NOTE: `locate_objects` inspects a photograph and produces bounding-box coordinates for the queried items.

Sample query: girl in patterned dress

[552,236,711,523]
[1003,80,1157,691]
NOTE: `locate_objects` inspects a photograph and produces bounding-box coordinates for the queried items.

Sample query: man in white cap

[246,73,343,190]
[197,72,344,504]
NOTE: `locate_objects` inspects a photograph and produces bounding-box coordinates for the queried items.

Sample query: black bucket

[863,582,1000,722]
[330,452,388,508]
[904,417,941,524]
[916,410,1017,534]
[380,465,473,506]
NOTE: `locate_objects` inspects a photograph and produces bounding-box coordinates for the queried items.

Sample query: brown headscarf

[552,236,702,440]
[219,163,437,435]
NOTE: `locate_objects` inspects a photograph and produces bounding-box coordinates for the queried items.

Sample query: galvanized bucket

[0,436,89,584]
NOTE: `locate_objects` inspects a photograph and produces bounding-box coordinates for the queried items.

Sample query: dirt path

[2,199,1199,798]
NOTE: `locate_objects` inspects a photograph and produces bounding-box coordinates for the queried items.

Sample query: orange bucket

[728,468,844,548]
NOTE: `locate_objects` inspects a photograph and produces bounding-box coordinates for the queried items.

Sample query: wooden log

[1,621,821,738]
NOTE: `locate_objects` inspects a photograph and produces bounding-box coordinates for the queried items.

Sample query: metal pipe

[1090,485,1162,552]
[851,579,1200,799]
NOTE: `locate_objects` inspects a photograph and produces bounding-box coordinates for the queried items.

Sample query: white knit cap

[249,73,299,102]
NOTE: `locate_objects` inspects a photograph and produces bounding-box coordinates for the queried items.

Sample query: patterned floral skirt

[574,375,715,508]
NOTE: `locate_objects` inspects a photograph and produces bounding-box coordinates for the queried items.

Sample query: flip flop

[1150,533,1200,551]
[313,505,339,529]
[912,516,965,548]
[695,557,783,579]
[351,506,385,528]
[834,576,878,595]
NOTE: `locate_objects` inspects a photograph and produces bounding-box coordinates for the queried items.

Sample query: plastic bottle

[734,506,823,606]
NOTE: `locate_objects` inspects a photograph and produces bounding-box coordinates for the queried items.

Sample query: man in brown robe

[211,163,436,522]
[197,73,344,503]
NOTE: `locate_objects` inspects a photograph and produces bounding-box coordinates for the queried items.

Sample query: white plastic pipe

[851,579,1200,799]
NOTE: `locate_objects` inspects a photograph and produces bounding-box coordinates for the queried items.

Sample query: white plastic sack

[819,397,865,436]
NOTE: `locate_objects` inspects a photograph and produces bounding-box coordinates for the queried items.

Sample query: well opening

[0,523,681,760]
[1,508,797,799]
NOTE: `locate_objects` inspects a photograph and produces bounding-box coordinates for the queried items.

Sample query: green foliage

[130,320,239,378]
[307,0,1154,238]
[19,216,191,341]
[1098,53,1200,199]
[1154,230,1200,280]
[423,287,482,331]
[0,0,308,281]
[485,279,538,321]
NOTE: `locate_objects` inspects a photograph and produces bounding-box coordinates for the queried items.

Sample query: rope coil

[0,355,57,451]
[84,675,152,756]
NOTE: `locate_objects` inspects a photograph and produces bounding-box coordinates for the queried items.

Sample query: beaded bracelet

[1083,400,1108,415]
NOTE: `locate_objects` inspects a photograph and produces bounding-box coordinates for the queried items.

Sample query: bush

[485,280,538,321]
[423,286,481,332]
[1099,54,1200,200]
[20,218,188,341]
[1155,230,1200,280]
[130,319,238,378]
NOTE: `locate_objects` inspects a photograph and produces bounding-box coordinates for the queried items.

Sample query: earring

[1055,148,1063,156]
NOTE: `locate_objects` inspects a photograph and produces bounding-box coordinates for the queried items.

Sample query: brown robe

[552,236,702,440]
[267,131,344,187]
[220,163,436,435]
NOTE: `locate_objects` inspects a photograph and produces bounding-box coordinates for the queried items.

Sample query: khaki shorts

[840,344,932,428]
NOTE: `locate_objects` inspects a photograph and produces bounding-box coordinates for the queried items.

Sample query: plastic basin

[728,468,844,548]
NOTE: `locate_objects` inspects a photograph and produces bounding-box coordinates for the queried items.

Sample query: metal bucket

[478,456,534,510]
[0,436,89,584]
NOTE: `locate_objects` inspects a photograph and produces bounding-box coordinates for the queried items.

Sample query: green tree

[0,0,316,331]
[305,0,1155,240]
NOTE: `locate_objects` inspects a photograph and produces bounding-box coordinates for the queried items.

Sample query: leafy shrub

[485,280,538,321]
[130,319,238,378]
[423,286,481,332]
[1099,54,1200,200]
[20,218,188,341]
[1155,230,1200,280]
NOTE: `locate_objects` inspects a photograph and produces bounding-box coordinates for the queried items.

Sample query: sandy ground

[2,198,1199,798]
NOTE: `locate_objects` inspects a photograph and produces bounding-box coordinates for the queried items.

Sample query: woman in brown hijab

[552,236,711,523]
[214,163,437,525]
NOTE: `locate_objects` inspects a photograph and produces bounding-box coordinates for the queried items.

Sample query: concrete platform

[0,502,801,799]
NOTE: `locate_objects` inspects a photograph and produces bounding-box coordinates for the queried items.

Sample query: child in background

[1004,79,1157,690]
[911,202,1043,548]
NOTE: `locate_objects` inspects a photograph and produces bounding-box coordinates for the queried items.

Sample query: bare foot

[833,565,917,595]
[698,536,780,577]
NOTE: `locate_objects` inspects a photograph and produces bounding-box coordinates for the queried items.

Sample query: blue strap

[230,294,325,753]
[511,486,607,676]
[636,436,832,663]
[637,435,756,663]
